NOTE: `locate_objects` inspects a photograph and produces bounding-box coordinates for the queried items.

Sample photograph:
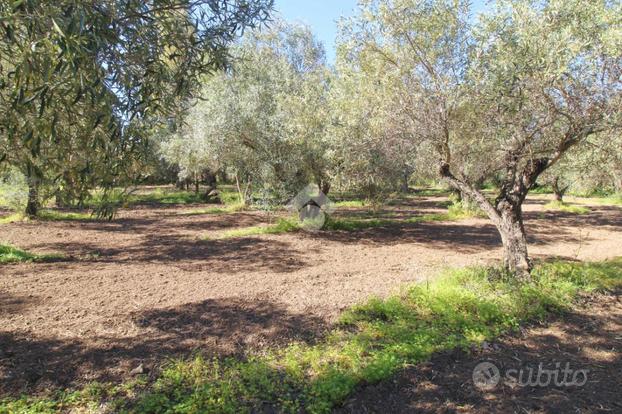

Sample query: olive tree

[329,51,417,201]
[565,131,622,195]
[342,0,622,279]
[0,0,272,216]
[163,21,331,203]
[159,91,225,195]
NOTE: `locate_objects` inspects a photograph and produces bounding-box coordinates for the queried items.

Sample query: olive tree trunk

[25,178,39,217]
[440,165,533,281]
[497,200,531,278]
[320,179,331,196]
[551,176,566,202]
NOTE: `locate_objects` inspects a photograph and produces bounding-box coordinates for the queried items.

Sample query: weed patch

[205,218,300,239]
[544,200,590,214]
[0,243,65,264]
[37,209,93,221]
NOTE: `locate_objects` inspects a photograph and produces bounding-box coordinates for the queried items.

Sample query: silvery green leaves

[339,0,621,278]
[0,0,273,216]
[161,20,332,205]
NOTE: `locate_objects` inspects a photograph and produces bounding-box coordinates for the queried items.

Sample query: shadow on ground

[19,236,316,274]
[337,292,622,414]
[5,199,620,268]
[0,292,41,315]
[0,296,326,396]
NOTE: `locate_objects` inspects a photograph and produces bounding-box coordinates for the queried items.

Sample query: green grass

[206,218,300,239]
[603,194,622,206]
[544,200,591,214]
[447,200,487,218]
[529,185,554,195]
[0,379,147,414]
[219,187,245,205]
[4,258,620,413]
[530,185,622,202]
[580,194,622,207]
[322,215,438,231]
[123,258,622,413]
[0,212,25,224]
[0,210,94,223]
[207,214,445,239]
[208,202,484,239]
[324,203,484,232]
[0,243,64,264]
[413,187,451,197]
[130,187,243,207]
[180,203,246,216]
[37,209,93,221]
[334,200,366,208]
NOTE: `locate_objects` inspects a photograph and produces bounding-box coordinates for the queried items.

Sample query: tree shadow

[23,235,316,274]
[0,291,40,315]
[0,297,327,396]
[337,292,622,413]
[301,201,621,253]
[74,210,268,234]
[526,205,622,229]
[298,219,583,254]
[4,198,619,271]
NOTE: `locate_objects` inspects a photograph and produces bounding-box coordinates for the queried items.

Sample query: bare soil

[337,291,622,413]
[0,194,621,395]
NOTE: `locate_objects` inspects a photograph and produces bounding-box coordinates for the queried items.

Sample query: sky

[274,0,359,63]
[275,0,489,63]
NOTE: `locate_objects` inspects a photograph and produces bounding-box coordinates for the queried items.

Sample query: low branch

[439,162,500,223]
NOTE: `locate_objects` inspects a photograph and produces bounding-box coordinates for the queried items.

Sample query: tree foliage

[0,0,272,215]
[161,20,331,203]
[339,0,622,278]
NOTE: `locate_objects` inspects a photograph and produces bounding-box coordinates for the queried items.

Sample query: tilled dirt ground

[337,291,622,414]
[0,194,621,395]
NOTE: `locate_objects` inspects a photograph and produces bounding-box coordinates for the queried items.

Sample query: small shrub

[0,213,25,224]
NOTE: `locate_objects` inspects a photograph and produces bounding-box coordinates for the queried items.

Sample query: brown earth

[0,193,621,395]
[337,291,622,414]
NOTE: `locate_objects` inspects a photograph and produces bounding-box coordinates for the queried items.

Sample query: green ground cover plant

[0,243,64,264]
[543,201,590,215]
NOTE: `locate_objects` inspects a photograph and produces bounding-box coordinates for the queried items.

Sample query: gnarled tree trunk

[400,172,410,194]
[440,164,533,281]
[551,176,566,202]
[497,200,531,279]
[320,179,331,196]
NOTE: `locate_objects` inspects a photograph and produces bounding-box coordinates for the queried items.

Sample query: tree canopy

[0,0,272,215]
[337,0,622,278]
